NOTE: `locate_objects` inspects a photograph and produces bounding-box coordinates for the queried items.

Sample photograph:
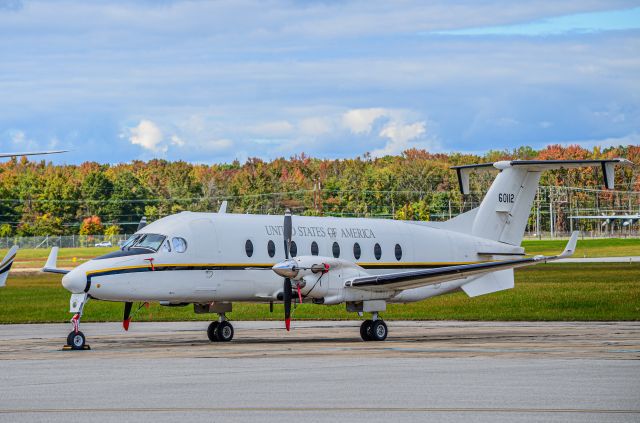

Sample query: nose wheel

[67,331,86,350]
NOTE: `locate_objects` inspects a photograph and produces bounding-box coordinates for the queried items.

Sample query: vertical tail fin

[452,159,633,246]
[0,245,18,288]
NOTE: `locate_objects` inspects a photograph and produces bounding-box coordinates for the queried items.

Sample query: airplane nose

[62,270,87,294]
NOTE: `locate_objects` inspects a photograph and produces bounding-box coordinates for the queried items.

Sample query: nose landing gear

[63,293,91,350]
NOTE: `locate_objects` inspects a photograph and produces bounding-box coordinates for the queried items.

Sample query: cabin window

[267,240,276,258]
[395,244,402,261]
[245,240,254,257]
[172,237,187,253]
[290,241,297,257]
[353,242,361,260]
[374,243,382,260]
[332,242,340,258]
[311,241,319,256]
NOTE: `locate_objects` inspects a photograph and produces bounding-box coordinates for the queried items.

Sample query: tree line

[0,144,637,236]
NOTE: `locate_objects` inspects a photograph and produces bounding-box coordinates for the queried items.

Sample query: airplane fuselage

[62,211,522,304]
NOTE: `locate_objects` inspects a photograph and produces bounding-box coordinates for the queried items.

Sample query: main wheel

[216,321,234,342]
[207,322,219,342]
[67,331,86,350]
[371,320,388,341]
[360,320,374,341]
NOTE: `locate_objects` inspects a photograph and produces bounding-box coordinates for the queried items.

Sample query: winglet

[218,201,228,213]
[0,245,18,287]
[42,246,69,275]
[559,231,579,258]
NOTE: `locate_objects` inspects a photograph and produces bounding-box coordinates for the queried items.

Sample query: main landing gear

[64,293,90,350]
[207,313,234,342]
[360,312,388,342]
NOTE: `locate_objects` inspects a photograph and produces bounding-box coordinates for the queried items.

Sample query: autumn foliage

[0,144,637,236]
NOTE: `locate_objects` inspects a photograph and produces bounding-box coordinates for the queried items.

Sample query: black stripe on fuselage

[85,262,469,281]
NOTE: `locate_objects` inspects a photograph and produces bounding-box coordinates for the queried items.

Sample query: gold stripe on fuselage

[85,261,486,276]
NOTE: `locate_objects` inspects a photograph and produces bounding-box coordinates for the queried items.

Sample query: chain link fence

[0,234,132,249]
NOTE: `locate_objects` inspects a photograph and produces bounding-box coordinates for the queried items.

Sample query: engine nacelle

[273,255,371,301]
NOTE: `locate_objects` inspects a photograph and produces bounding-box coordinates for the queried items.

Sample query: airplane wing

[344,232,578,292]
[0,150,67,159]
[569,215,637,220]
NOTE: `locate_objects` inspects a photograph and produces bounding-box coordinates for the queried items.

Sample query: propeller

[274,209,330,330]
[283,210,293,331]
[123,301,133,331]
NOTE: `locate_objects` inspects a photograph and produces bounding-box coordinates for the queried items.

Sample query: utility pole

[536,187,541,240]
[549,188,554,239]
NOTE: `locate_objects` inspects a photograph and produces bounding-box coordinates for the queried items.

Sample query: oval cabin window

[311,241,319,256]
[353,242,361,260]
[290,241,297,257]
[245,239,253,257]
[374,243,382,260]
[332,242,340,258]
[172,237,187,253]
[267,240,276,258]
[395,244,402,261]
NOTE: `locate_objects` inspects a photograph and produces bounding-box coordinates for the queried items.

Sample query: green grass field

[1,263,638,323]
[521,237,640,257]
[9,246,118,269]
[3,237,639,270]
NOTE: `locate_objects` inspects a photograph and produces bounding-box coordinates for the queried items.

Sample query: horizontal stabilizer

[0,245,18,287]
[451,158,633,194]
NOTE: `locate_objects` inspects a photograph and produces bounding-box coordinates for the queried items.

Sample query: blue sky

[1,0,639,164]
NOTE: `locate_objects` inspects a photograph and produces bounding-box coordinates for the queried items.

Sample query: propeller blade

[296,282,303,304]
[284,278,292,331]
[123,302,133,331]
[283,210,292,259]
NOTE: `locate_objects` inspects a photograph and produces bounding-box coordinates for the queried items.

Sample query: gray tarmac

[0,321,639,422]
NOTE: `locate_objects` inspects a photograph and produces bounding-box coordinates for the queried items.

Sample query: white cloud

[202,139,234,151]
[10,130,25,144]
[298,117,332,136]
[252,120,294,137]
[129,120,165,152]
[170,135,185,147]
[372,121,427,157]
[342,108,388,134]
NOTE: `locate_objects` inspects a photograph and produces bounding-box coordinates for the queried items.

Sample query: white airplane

[569,213,640,227]
[42,158,632,349]
[0,150,67,287]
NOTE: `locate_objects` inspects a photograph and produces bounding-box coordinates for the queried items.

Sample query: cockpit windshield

[132,234,166,252]
[121,234,142,251]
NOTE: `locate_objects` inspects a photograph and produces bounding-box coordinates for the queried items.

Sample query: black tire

[216,321,234,342]
[360,320,374,341]
[207,322,219,342]
[371,320,388,341]
[67,331,86,350]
